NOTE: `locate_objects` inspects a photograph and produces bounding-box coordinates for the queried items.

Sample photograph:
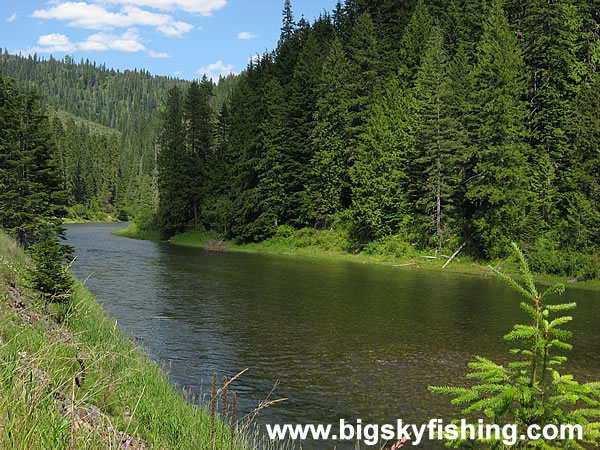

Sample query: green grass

[112,223,162,242]
[0,230,274,449]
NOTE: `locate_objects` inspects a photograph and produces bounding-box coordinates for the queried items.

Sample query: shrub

[527,249,599,280]
[430,243,600,447]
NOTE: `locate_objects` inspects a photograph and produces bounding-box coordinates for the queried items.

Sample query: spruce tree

[413,25,465,251]
[465,0,533,257]
[0,76,67,244]
[351,76,419,240]
[183,77,213,226]
[308,38,353,227]
[157,86,189,238]
[430,244,600,448]
[399,0,433,84]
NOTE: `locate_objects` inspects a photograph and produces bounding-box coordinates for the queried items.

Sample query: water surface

[65,223,600,447]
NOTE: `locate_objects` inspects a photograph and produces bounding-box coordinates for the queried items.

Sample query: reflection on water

[65,223,600,447]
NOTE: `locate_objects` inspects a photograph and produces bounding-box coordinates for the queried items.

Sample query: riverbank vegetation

[0,229,257,448]
[114,222,600,292]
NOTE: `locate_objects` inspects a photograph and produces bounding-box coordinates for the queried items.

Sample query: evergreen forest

[2,0,600,277]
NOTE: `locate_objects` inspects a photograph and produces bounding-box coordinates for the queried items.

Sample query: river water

[65,223,600,447]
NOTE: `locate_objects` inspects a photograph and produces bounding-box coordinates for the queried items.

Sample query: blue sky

[1,0,338,80]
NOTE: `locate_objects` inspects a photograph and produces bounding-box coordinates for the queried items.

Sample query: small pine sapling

[429,243,600,448]
[25,226,74,303]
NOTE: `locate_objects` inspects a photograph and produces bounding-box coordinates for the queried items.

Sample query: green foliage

[308,38,354,226]
[429,243,600,448]
[464,0,534,258]
[527,249,599,281]
[25,228,73,303]
[0,75,67,244]
[351,76,418,240]
[3,0,600,275]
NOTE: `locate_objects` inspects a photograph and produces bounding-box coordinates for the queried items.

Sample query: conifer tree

[430,244,600,447]
[399,0,433,84]
[308,38,353,227]
[157,86,189,238]
[351,76,419,239]
[256,78,289,236]
[345,12,381,146]
[517,0,587,248]
[413,25,465,251]
[465,0,533,257]
[0,76,67,243]
[290,17,335,224]
[183,76,213,226]
[281,0,295,40]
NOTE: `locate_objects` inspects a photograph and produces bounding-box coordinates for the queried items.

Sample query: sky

[1,0,339,80]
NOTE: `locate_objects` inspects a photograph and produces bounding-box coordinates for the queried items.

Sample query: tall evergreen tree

[413,25,466,251]
[308,38,353,227]
[465,0,534,257]
[399,0,433,84]
[183,76,213,226]
[351,76,419,240]
[517,0,589,249]
[157,87,189,238]
[0,75,67,243]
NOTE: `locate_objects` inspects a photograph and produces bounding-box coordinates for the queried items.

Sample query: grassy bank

[0,231,262,449]
[115,223,600,292]
[112,222,162,241]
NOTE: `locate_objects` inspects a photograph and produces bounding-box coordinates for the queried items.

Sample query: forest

[1,0,600,277]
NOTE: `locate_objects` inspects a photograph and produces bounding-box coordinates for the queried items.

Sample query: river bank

[0,230,257,448]
[113,223,600,292]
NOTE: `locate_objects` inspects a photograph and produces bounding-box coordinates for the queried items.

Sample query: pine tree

[308,38,353,227]
[345,12,381,146]
[399,0,433,84]
[465,0,534,257]
[157,86,189,238]
[517,0,587,248]
[351,76,419,239]
[256,78,289,236]
[289,17,335,224]
[281,0,295,40]
[183,76,213,226]
[413,25,465,251]
[0,76,67,244]
[430,244,600,447]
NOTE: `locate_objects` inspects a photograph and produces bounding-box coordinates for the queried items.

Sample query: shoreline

[112,223,600,292]
[0,230,261,448]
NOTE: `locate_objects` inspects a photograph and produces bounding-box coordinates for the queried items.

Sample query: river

[65,223,600,448]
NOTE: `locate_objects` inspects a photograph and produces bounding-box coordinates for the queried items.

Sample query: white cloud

[248,54,260,63]
[32,33,77,53]
[7,12,17,23]
[79,28,145,52]
[149,49,169,58]
[195,60,234,81]
[237,31,255,40]
[93,0,226,15]
[33,2,193,37]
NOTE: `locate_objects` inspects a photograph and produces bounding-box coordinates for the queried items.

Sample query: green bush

[430,243,600,447]
[527,249,599,280]
[363,235,418,258]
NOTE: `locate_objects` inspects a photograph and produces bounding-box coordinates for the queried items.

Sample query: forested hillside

[0,52,238,220]
[154,0,600,275]
[2,0,599,277]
